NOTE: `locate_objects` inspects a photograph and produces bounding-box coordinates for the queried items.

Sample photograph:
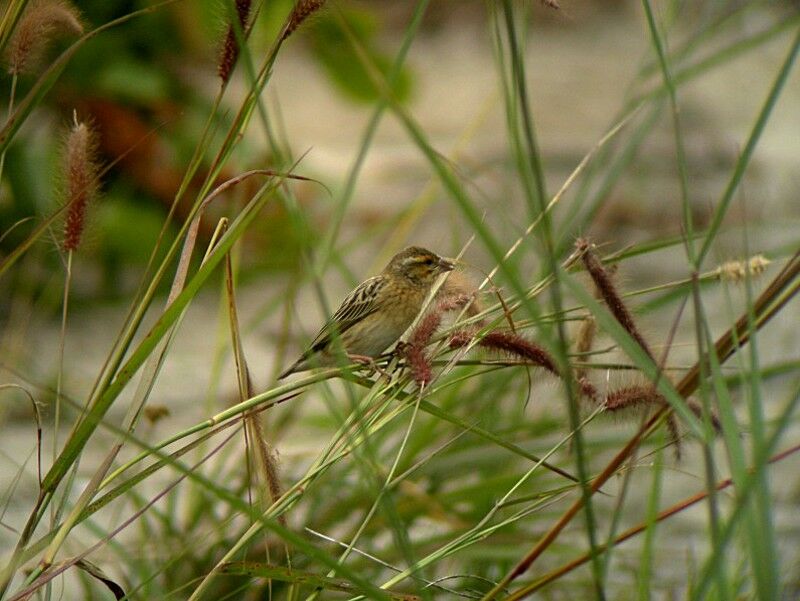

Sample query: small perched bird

[279,246,454,378]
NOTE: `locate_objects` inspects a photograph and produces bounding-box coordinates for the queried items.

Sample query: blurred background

[1,1,798,295]
[1,0,799,598]
[2,0,798,372]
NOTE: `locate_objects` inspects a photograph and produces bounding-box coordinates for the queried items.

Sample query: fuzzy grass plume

[217,0,252,83]
[449,329,559,376]
[402,280,484,388]
[403,311,442,387]
[4,0,82,75]
[577,238,655,361]
[574,238,723,457]
[436,268,483,317]
[282,0,326,41]
[61,118,100,252]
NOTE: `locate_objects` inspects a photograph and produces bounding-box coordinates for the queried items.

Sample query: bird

[278,246,454,378]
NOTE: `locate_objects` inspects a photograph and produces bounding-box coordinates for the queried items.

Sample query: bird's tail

[277,356,306,380]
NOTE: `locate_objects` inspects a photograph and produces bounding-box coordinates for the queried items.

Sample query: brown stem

[504,442,800,599]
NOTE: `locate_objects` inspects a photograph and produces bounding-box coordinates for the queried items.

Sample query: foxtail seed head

[282,0,326,41]
[5,0,82,75]
[217,0,252,83]
[61,118,100,252]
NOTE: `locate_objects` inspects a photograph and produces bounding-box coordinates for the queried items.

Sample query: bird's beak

[438,257,455,272]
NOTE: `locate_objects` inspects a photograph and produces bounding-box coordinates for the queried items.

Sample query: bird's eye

[422,257,434,266]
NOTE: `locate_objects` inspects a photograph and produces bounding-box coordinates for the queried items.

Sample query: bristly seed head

[61,117,100,252]
[402,311,443,388]
[577,238,655,362]
[437,269,483,317]
[5,0,82,75]
[577,377,599,403]
[217,0,252,83]
[402,294,476,389]
[449,329,560,376]
[282,0,326,41]
[573,315,596,382]
[604,385,664,412]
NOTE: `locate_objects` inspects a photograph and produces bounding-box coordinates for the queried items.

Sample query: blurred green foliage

[307,6,413,103]
[0,0,415,303]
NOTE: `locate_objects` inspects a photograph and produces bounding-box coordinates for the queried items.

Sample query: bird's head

[385,246,454,286]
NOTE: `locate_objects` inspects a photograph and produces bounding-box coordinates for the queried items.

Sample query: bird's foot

[393,341,409,356]
[348,354,391,379]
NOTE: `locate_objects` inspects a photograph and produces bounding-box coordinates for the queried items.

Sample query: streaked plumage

[278,247,454,378]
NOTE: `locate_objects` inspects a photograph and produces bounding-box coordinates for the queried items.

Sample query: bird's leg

[393,341,409,356]
[347,354,391,379]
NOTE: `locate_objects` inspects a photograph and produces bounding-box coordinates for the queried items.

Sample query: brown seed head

[481,331,559,375]
[402,310,443,388]
[577,377,599,403]
[604,385,664,412]
[5,0,82,75]
[404,342,432,388]
[436,268,482,317]
[282,0,326,41]
[217,0,252,83]
[449,329,559,376]
[577,238,655,362]
[61,118,100,252]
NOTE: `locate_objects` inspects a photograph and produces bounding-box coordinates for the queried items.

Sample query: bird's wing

[308,275,386,352]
